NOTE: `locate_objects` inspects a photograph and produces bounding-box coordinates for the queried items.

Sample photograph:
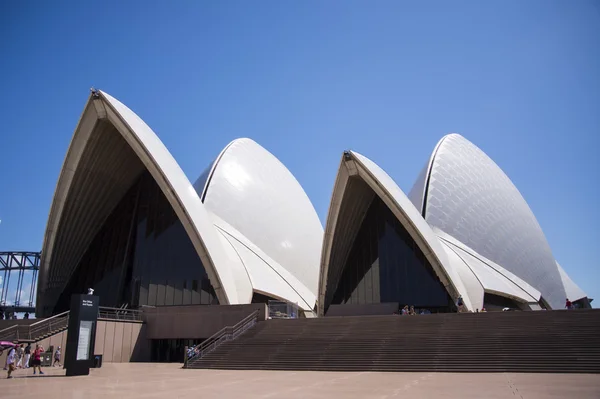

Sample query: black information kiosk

[65,294,99,376]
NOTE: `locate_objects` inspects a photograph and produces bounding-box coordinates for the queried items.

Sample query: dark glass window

[251,292,277,304]
[483,293,520,310]
[54,171,218,313]
[329,196,453,313]
[151,339,202,363]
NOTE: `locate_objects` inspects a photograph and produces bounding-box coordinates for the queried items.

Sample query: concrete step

[186,309,600,373]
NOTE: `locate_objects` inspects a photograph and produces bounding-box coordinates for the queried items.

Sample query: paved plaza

[1,363,599,398]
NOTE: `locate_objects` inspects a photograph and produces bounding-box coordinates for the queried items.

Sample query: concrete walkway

[1,363,599,398]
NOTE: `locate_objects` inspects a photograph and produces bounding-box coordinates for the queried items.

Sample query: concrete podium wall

[35,320,149,364]
[94,320,150,363]
[143,304,268,339]
[1,304,267,365]
[0,319,148,366]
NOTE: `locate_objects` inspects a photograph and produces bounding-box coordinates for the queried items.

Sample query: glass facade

[483,293,520,311]
[55,171,217,313]
[329,196,454,313]
[151,339,201,363]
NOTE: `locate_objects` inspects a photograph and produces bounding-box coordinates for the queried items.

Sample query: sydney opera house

[35,90,590,318]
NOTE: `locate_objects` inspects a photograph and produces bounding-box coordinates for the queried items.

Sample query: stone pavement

[1,363,599,399]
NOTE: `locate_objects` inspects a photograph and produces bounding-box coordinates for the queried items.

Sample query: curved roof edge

[408,135,448,216]
[38,90,243,313]
[318,150,473,315]
[201,137,323,296]
[209,212,316,310]
[194,138,238,201]
[556,261,587,302]
[435,228,541,301]
[435,229,541,307]
[416,133,566,309]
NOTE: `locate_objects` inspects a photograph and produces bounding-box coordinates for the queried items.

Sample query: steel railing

[0,306,143,342]
[184,310,259,367]
[97,306,143,321]
[0,310,69,342]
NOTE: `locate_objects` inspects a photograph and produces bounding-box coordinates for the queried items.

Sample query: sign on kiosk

[65,293,99,376]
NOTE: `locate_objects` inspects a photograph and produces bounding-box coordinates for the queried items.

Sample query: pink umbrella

[0,341,17,348]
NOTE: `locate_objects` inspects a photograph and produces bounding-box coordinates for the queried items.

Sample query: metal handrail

[0,306,144,342]
[0,310,70,342]
[98,306,143,321]
[28,310,69,327]
[184,310,259,367]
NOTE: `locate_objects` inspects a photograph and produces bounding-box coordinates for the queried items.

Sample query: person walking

[15,344,24,368]
[6,345,16,379]
[24,343,31,369]
[565,298,573,310]
[53,346,62,367]
[457,295,465,313]
[31,344,44,375]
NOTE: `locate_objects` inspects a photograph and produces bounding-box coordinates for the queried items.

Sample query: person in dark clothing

[24,343,32,369]
[457,295,465,313]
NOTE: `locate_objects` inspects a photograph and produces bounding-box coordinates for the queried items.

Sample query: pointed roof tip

[229,137,253,144]
[441,132,465,141]
[225,137,267,152]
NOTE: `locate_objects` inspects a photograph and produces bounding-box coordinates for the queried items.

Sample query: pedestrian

[24,343,31,368]
[53,346,62,367]
[457,295,465,312]
[565,298,573,310]
[31,344,44,375]
[15,344,24,368]
[6,345,16,379]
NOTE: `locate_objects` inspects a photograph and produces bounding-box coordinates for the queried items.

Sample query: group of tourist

[3,343,62,379]
[394,305,432,315]
[0,307,30,320]
[187,346,201,359]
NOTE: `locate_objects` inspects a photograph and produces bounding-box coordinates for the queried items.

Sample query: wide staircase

[187,309,600,373]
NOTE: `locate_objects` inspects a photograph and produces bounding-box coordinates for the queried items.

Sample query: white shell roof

[210,212,316,310]
[352,151,472,309]
[409,133,569,309]
[201,138,323,297]
[318,150,475,314]
[556,261,587,303]
[38,91,244,310]
[436,228,541,307]
[41,91,323,313]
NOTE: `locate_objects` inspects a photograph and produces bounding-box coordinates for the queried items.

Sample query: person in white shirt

[53,346,62,367]
[6,345,16,379]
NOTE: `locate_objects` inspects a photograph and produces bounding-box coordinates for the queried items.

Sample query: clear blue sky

[1,1,598,307]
